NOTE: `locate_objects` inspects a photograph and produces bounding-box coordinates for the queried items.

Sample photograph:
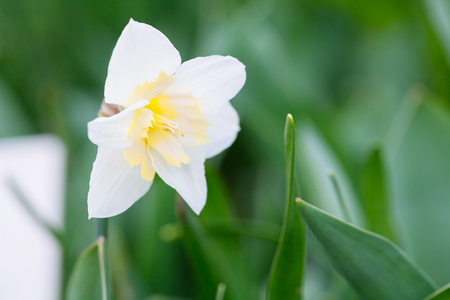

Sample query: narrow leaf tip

[286,113,294,123]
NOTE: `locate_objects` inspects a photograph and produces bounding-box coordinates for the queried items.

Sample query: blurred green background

[2,0,450,299]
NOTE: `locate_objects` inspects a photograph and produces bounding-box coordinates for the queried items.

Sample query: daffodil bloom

[87,19,246,218]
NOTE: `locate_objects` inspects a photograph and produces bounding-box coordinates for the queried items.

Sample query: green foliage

[267,115,306,299]
[116,179,188,298]
[296,198,436,300]
[3,0,450,299]
[178,170,257,300]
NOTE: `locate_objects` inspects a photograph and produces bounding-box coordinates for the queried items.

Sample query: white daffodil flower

[87,19,246,218]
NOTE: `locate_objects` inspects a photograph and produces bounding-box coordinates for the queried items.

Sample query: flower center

[143,91,184,140]
[123,71,208,182]
[126,72,183,143]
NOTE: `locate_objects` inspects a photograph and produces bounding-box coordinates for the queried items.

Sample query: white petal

[169,55,246,118]
[151,147,206,214]
[88,99,149,148]
[88,147,151,218]
[105,19,181,107]
[202,102,240,158]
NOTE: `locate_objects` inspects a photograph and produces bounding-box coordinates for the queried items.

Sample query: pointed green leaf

[285,114,296,195]
[66,237,108,300]
[296,198,436,300]
[267,114,306,300]
[424,284,450,300]
[362,145,395,240]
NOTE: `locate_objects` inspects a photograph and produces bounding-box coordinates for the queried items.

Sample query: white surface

[0,135,65,300]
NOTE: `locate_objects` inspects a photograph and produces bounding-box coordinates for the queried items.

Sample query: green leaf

[296,198,436,300]
[267,114,306,300]
[424,284,450,300]
[361,145,395,240]
[66,237,108,300]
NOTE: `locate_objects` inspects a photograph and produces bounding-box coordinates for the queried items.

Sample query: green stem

[96,218,108,239]
[95,218,111,300]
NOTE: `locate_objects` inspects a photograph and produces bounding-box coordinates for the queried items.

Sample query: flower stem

[95,218,111,300]
[96,218,108,239]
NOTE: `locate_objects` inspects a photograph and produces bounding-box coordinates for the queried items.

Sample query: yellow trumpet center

[123,71,209,182]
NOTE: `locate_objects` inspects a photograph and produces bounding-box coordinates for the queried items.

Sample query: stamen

[158,124,176,134]
[166,128,184,139]
[154,113,179,128]
[175,128,185,137]
[152,113,184,138]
